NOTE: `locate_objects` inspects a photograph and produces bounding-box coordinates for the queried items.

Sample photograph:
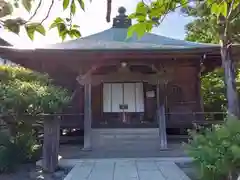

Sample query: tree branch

[106,0,111,22]
[158,1,171,25]
[40,0,54,24]
[227,0,235,20]
[230,5,240,22]
[27,0,43,22]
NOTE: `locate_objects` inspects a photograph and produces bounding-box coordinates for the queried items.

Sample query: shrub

[14,131,42,163]
[0,131,41,173]
[0,65,70,172]
[0,133,19,172]
[185,117,240,180]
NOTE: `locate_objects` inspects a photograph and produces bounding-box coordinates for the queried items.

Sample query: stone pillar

[156,82,167,149]
[82,83,92,151]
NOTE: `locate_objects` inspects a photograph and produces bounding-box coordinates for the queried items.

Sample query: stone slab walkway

[64,159,191,180]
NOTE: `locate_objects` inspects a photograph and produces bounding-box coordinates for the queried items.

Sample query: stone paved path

[64,159,191,180]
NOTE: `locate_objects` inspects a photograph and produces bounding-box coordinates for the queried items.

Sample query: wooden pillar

[156,82,167,149]
[42,116,60,173]
[156,82,160,109]
[83,83,92,150]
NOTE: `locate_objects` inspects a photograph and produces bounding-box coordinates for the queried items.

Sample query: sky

[0,0,194,47]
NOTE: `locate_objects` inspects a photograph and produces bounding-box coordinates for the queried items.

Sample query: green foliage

[0,65,68,172]
[0,133,19,172]
[22,0,33,12]
[0,0,85,41]
[201,68,240,115]
[49,17,81,41]
[25,23,46,40]
[201,69,227,112]
[185,117,240,180]
[185,18,220,44]
[129,0,240,42]
[183,1,240,44]
[14,130,41,163]
[0,65,70,117]
[0,131,41,173]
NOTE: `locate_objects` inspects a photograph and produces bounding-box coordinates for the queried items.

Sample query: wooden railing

[0,112,226,130]
[165,111,226,128]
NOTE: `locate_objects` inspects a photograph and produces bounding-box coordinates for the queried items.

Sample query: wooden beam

[42,116,60,173]
[78,70,174,86]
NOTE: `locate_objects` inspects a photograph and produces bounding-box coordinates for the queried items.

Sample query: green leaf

[180,0,188,8]
[54,17,64,24]
[25,25,35,40]
[25,23,46,40]
[127,24,137,39]
[136,2,148,16]
[136,24,146,39]
[72,24,80,28]
[211,3,219,16]
[35,24,46,36]
[57,23,67,36]
[69,29,81,38]
[127,23,146,39]
[63,0,70,10]
[49,17,64,29]
[5,19,21,35]
[77,0,85,11]
[219,1,228,17]
[60,30,68,41]
[233,1,239,11]
[22,0,32,12]
[70,0,76,15]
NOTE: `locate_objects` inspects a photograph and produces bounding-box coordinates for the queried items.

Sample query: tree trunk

[221,45,240,118]
[42,116,60,173]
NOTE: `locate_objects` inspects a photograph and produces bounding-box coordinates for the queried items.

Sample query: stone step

[92,128,161,150]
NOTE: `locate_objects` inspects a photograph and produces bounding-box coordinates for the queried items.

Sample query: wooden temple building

[0,7,239,157]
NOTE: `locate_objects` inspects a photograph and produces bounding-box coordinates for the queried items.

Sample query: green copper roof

[44,7,218,50]
[45,27,218,50]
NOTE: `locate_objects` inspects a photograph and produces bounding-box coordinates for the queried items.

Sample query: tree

[182,2,240,44]
[182,3,240,115]
[128,0,240,118]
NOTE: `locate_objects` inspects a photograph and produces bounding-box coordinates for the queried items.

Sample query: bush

[0,65,69,173]
[14,131,42,163]
[185,117,240,180]
[0,133,19,172]
[0,131,41,173]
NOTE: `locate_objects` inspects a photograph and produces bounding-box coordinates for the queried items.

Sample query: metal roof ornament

[112,6,132,28]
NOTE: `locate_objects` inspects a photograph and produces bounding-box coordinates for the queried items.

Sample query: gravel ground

[0,163,35,180]
[0,163,70,180]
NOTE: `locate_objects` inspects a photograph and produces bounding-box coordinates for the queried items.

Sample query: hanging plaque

[146,91,155,98]
[119,104,128,110]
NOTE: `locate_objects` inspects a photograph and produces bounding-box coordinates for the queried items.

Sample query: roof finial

[112,6,131,28]
[118,6,126,15]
